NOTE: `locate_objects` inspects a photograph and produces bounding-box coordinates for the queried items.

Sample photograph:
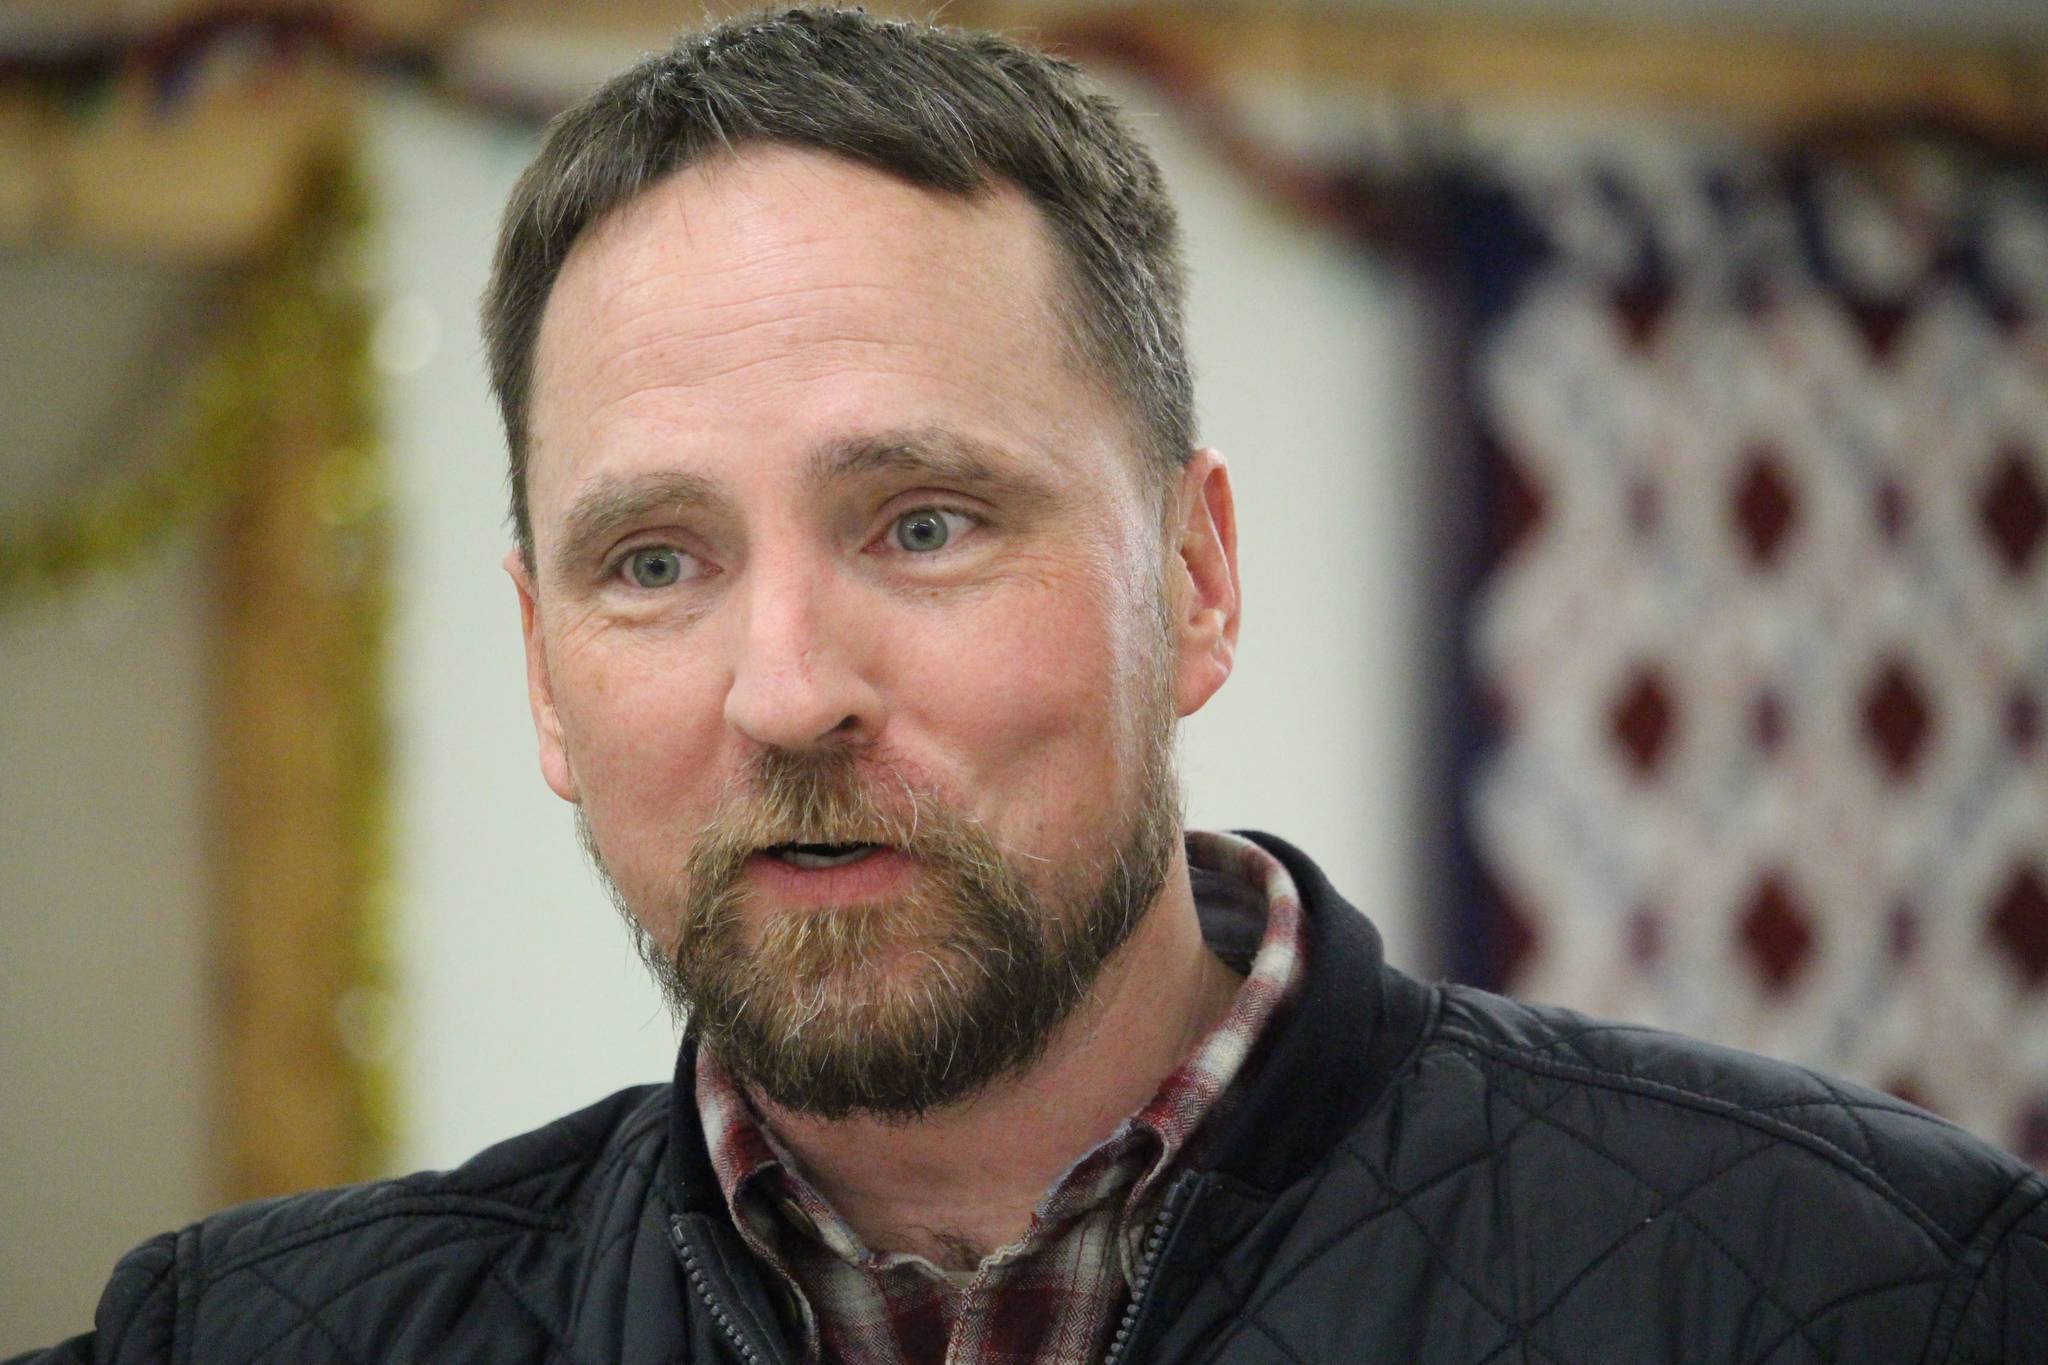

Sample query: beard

[580,710,1182,1121]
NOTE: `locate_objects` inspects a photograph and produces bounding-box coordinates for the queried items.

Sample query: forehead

[524,146,1141,530]
[545,145,1063,349]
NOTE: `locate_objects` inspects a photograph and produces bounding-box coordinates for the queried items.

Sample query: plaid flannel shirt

[695,830,1309,1365]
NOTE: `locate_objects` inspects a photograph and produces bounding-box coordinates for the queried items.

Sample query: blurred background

[5,0,2047,1348]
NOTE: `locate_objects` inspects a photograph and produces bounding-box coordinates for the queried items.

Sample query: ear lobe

[507,548,580,804]
[1169,449,1241,718]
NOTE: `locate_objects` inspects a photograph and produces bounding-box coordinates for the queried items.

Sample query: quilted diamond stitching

[1223,1034,1950,1363]
[1372,1195,1571,1365]
[1471,1064,1832,1357]
[220,1226,528,1362]
[1224,1055,1590,1365]
[1306,1045,1831,1358]
[1465,1332,1535,1365]
[1827,1078,1887,1166]
[1517,1133,1779,1326]
[1785,1073,1883,1170]
[240,1261,372,1365]
[1437,994,1646,1065]
[1329,1052,1583,1216]
[569,1142,668,1319]
[1739,1092,1923,1123]
[1205,1231,1262,1306]
[1928,1185,2048,1363]
[1744,1271,1945,1362]
[206,1201,565,1280]
[1515,1019,1671,1070]
[98,1241,175,1363]
[1448,1032,1955,1250]
[2001,1224,2048,1359]
[1236,1310,1318,1365]
[1736,1082,1955,1179]
[490,1259,594,1364]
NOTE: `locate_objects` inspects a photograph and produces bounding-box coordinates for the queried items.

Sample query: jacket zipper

[1101,1172,1205,1365]
[672,1214,781,1365]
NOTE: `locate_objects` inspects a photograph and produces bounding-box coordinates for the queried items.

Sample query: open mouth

[766,841,884,870]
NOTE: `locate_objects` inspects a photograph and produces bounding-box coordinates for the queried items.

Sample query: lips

[766,841,884,869]
[743,841,914,905]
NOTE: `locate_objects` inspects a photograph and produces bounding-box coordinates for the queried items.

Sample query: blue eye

[625,547,689,587]
[894,508,966,552]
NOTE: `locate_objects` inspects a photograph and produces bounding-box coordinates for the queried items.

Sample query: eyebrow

[550,469,728,585]
[804,428,1060,509]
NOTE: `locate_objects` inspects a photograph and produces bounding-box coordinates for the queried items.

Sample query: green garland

[0,158,364,609]
[0,147,397,1180]
[296,150,399,1182]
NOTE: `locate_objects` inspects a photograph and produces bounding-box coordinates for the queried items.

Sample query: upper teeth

[778,844,875,869]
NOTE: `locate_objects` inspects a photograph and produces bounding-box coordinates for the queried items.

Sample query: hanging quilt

[1460,123,2048,1160]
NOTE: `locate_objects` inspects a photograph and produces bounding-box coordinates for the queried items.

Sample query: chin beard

[581,740,1181,1121]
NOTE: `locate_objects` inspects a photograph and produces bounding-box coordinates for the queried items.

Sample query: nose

[723,554,882,750]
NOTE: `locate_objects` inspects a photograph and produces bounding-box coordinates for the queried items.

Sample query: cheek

[883,573,1155,822]
[547,622,730,837]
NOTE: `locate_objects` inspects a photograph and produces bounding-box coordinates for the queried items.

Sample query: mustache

[682,747,969,889]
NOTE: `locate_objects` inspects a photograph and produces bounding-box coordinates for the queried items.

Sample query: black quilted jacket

[19,834,2048,1363]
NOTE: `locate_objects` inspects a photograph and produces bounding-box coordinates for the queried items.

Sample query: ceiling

[0,0,2043,54]
[1361,0,2045,41]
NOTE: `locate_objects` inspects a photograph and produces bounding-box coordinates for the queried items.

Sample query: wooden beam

[467,2,2048,136]
[209,160,390,1200]
[0,0,462,47]
[1113,7,2048,135]
[0,62,353,262]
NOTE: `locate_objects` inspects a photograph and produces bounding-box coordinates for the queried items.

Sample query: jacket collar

[1193,830,1434,1193]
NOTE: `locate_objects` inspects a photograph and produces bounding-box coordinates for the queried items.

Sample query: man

[18,8,2048,1363]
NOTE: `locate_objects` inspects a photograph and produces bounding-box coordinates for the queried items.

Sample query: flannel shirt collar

[693,830,1307,1363]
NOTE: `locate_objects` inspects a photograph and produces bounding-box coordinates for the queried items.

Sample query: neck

[745,845,1240,1270]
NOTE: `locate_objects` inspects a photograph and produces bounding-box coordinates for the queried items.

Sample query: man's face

[514,148,1234,1116]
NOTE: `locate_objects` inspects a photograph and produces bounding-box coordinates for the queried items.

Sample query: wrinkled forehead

[537,151,1067,407]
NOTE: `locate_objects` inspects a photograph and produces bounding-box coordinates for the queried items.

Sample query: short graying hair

[481,6,1194,562]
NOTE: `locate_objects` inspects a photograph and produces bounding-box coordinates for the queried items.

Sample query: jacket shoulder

[1178,977,2047,1364]
[80,1084,673,1364]
[1398,986,2048,1358]
[194,1082,671,1259]
[1432,986,2037,1242]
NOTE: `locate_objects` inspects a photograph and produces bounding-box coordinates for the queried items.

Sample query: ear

[507,548,580,804]
[1166,448,1241,718]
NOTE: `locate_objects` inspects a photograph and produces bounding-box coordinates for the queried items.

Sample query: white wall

[1133,83,1431,973]
[370,76,1426,1173]
[0,541,215,1353]
[371,93,682,1174]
